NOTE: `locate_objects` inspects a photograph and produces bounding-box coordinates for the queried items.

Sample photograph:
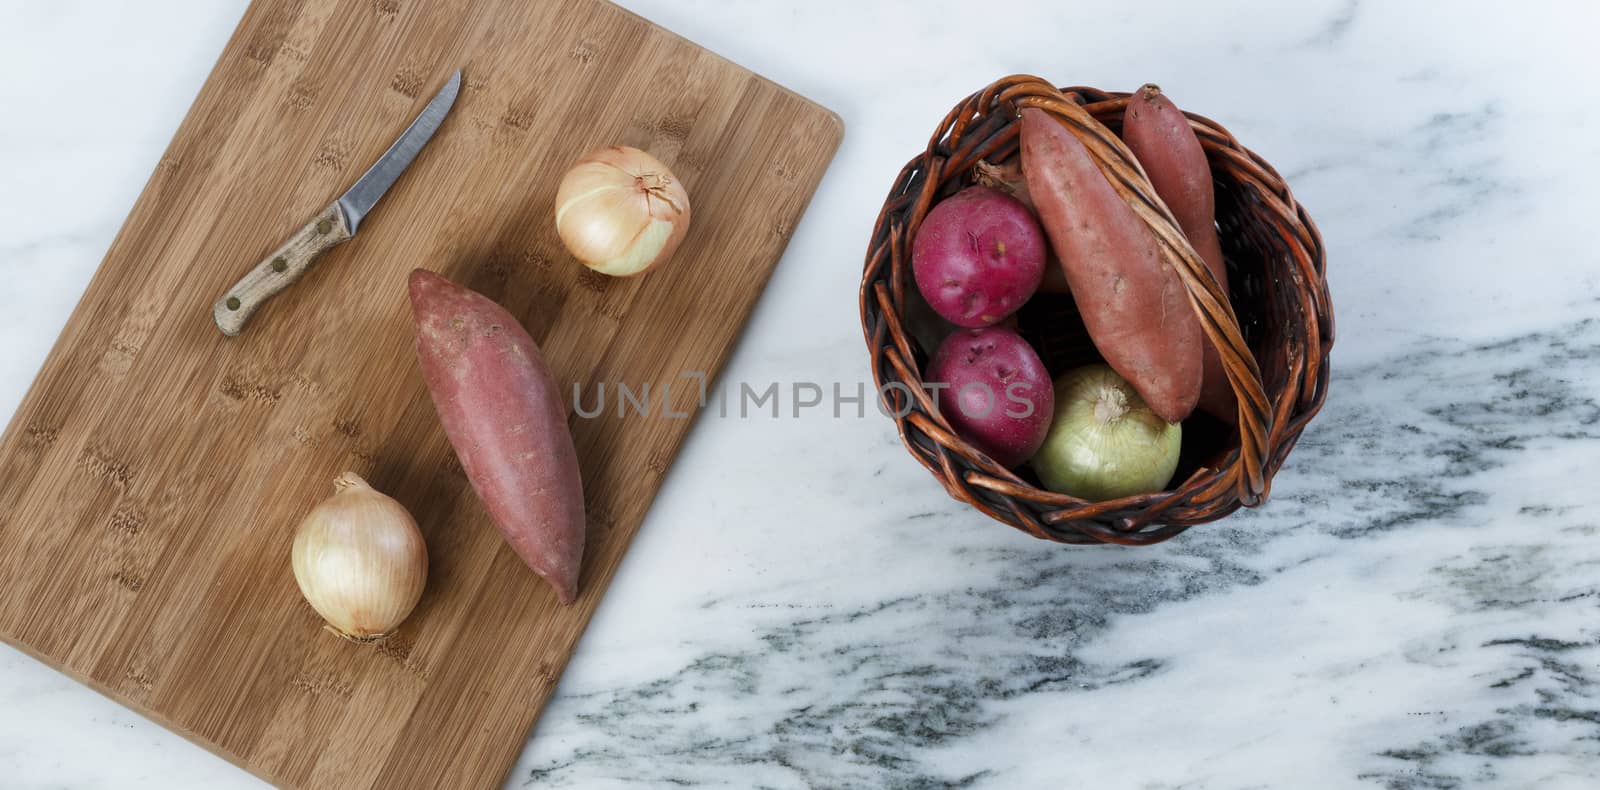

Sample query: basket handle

[996,77,1273,503]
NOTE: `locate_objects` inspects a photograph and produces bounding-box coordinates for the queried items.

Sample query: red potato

[912,186,1046,327]
[973,158,1071,295]
[1123,84,1235,423]
[409,270,585,605]
[1019,107,1202,423]
[924,326,1054,468]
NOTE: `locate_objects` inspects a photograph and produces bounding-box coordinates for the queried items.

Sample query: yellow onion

[291,472,427,641]
[554,145,690,276]
[1030,364,1182,501]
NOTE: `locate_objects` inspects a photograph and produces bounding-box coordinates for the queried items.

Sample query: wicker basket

[859,75,1333,545]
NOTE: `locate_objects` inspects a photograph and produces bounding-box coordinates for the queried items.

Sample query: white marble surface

[4,0,1600,787]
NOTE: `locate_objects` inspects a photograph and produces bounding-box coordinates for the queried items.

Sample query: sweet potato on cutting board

[409,269,585,604]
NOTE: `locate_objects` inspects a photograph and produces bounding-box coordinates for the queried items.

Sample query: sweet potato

[1019,108,1202,423]
[1123,84,1235,423]
[409,270,585,604]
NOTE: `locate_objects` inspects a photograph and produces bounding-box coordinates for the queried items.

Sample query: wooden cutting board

[0,1,840,787]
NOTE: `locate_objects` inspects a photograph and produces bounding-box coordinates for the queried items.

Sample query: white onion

[1030,364,1182,501]
[291,472,427,641]
[554,146,691,277]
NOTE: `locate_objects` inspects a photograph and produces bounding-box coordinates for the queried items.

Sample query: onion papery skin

[291,472,428,641]
[554,146,690,277]
[1030,365,1182,501]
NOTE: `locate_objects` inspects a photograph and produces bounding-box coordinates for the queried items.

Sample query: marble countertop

[4,1,1599,787]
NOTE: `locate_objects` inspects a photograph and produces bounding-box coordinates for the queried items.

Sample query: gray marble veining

[515,322,1600,788]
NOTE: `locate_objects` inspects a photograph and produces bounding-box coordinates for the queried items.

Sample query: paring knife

[213,69,462,336]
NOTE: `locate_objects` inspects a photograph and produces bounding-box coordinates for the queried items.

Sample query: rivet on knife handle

[213,203,352,337]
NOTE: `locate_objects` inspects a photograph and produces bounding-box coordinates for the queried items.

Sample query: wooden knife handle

[213,202,353,337]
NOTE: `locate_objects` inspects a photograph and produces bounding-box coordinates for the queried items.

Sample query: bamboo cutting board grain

[0,0,840,787]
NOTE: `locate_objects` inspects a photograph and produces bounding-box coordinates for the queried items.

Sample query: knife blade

[213,69,462,337]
